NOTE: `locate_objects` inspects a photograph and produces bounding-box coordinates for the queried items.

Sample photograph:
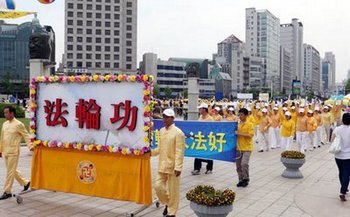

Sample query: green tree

[182,89,188,98]
[0,73,13,95]
[345,79,350,95]
[164,86,172,99]
[153,84,160,99]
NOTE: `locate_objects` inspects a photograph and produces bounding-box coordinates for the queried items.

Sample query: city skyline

[5,0,350,82]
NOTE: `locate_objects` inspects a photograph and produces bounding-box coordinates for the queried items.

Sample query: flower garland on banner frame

[29,74,154,156]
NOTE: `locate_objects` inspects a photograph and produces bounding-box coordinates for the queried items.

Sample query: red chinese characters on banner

[75,99,101,129]
[110,100,138,131]
[43,98,139,131]
[44,98,69,127]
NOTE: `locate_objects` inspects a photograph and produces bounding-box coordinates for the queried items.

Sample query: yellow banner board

[31,147,153,205]
[0,10,35,19]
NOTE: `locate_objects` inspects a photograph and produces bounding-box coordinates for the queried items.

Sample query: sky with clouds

[5,0,350,82]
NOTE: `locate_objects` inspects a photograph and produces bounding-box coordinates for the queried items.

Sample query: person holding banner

[192,103,214,175]
[152,108,185,217]
[0,106,32,200]
[235,108,255,187]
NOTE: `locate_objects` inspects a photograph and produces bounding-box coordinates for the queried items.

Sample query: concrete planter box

[190,202,233,217]
[281,157,305,179]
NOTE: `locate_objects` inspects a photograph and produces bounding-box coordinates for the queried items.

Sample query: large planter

[281,157,305,179]
[190,202,233,217]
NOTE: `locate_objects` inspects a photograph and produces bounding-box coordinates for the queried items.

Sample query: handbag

[328,132,341,154]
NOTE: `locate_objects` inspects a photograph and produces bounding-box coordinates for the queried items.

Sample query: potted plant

[186,185,235,217]
[280,150,305,179]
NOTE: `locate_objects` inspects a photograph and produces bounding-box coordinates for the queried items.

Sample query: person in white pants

[280,111,295,150]
[269,107,281,149]
[296,108,308,153]
[314,108,323,147]
[258,108,271,152]
[306,110,317,150]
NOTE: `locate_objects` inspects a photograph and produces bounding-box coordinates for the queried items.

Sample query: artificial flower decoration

[30,74,153,156]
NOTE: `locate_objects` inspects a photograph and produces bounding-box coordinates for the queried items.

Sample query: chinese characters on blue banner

[152,120,237,162]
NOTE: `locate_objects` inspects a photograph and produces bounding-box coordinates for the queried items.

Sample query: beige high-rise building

[280,18,304,92]
[64,0,137,74]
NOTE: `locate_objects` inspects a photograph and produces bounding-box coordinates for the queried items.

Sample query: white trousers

[315,126,323,146]
[296,131,308,153]
[281,136,293,150]
[258,131,269,151]
[269,127,280,148]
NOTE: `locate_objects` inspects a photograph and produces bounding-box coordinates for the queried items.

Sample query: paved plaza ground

[0,143,349,217]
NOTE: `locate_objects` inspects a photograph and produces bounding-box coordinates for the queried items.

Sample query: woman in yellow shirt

[280,111,295,150]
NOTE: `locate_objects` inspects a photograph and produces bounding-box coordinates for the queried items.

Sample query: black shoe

[23,181,30,192]
[163,206,168,216]
[258,150,264,152]
[166,215,175,217]
[241,179,249,187]
[205,170,212,174]
[236,181,244,187]
[0,192,12,200]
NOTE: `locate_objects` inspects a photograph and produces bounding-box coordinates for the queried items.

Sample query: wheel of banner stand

[16,196,23,204]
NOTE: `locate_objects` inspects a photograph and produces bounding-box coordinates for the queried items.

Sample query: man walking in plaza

[152,108,185,217]
[191,102,214,175]
[235,108,254,187]
[258,108,271,152]
[0,105,32,200]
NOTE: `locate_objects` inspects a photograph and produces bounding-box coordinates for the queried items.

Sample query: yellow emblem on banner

[77,160,97,184]
[0,10,36,19]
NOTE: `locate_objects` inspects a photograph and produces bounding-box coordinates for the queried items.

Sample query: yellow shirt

[246,114,254,124]
[307,117,317,133]
[225,114,239,122]
[0,118,32,156]
[296,116,308,132]
[199,114,214,121]
[321,112,332,125]
[259,115,271,133]
[211,114,223,122]
[269,113,280,128]
[281,119,295,137]
[314,113,322,127]
[151,124,185,174]
[237,121,254,151]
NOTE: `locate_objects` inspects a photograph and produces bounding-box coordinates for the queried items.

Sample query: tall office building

[347,69,350,80]
[0,17,47,97]
[304,44,321,94]
[64,0,137,74]
[323,52,336,93]
[246,8,280,91]
[280,46,292,94]
[280,18,303,87]
[214,34,245,96]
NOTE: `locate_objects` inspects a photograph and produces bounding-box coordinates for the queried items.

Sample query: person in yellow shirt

[296,108,308,153]
[280,111,295,150]
[152,108,185,217]
[192,103,214,175]
[0,106,32,200]
[225,107,239,122]
[321,106,332,144]
[211,106,223,121]
[258,108,271,152]
[235,108,254,188]
[269,107,281,149]
[306,110,318,151]
[314,107,323,147]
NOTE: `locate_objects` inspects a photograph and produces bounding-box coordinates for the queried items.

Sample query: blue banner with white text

[152,120,237,162]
